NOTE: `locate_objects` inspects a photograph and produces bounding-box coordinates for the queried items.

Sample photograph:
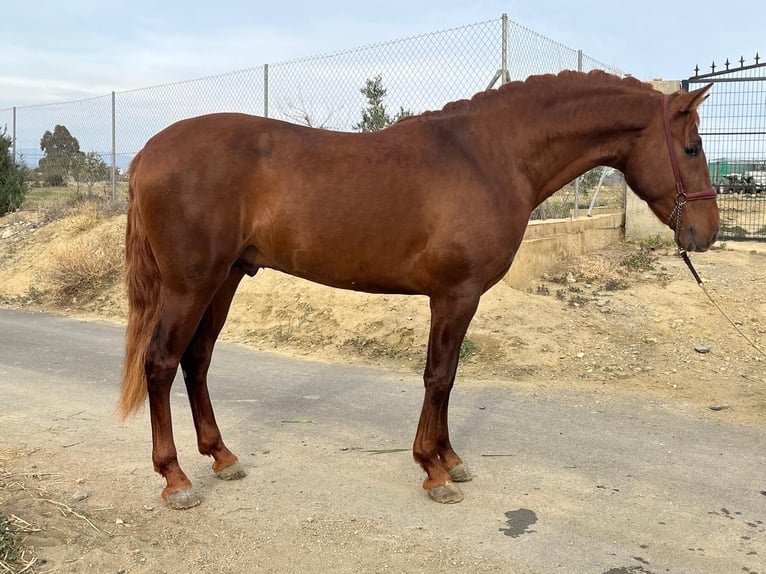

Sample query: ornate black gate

[684,55,766,241]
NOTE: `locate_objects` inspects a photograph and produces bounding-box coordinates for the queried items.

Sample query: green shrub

[0,128,25,215]
[459,338,477,361]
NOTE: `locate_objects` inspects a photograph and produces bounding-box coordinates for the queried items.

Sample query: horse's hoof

[215,460,246,481]
[164,488,201,510]
[447,463,472,483]
[428,482,464,504]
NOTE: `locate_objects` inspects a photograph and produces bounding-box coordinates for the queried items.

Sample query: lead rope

[680,251,766,358]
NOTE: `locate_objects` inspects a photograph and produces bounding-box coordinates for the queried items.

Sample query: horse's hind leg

[181,268,247,481]
[146,286,223,510]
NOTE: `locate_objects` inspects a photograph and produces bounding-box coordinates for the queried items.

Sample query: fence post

[573,48,581,216]
[501,13,509,84]
[264,64,269,118]
[485,14,511,89]
[111,91,116,201]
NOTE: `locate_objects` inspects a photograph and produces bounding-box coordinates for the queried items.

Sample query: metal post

[573,177,580,219]
[264,64,269,118]
[501,13,509,84]
[486,14,511,89]
[111,91,116,201]
[587,168,612,217]
[577,49,583,72]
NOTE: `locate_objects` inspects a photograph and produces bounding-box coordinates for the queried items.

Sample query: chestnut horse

[118,71,719,509]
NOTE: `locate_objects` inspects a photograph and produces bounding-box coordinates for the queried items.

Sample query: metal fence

[684,56,766,241]
[1,14,622,213]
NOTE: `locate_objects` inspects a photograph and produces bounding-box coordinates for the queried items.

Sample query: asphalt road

[0,308,764,573]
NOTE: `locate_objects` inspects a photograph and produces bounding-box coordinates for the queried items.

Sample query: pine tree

[353,75,413,132]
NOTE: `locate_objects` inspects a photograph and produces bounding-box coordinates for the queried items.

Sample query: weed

[459,338,477,361]
[536,284,550,296]
[15,286,45,305]
[640,234,673,250]
[273,319,296,343]
[545,273,569,285]
[604,278,629,291]
[620,250,656,272]
[568,294,590,307]
[719,223,749,238]
[342,337,388,359]
[0,513,22,573]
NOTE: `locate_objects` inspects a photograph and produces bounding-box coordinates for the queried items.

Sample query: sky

[1,0,764,110]
[0,0,766,110]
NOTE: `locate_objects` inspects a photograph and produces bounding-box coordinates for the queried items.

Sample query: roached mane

[396,70,654,125]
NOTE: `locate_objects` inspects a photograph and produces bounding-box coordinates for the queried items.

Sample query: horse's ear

[675,83,713,113]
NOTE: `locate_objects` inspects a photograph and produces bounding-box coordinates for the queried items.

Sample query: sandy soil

[0,206,764,573]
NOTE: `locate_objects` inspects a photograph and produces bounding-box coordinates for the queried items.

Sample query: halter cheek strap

[661,94,717,250]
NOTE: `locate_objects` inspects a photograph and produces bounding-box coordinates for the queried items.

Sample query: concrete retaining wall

[505,211,625,288]
[624,188,674,244]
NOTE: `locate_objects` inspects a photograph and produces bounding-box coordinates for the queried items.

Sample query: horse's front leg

[413,288,480,503]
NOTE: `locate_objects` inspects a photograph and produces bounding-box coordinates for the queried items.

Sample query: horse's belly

[253,243,424,295]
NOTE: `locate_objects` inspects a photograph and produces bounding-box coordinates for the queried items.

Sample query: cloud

[0,22,314,109]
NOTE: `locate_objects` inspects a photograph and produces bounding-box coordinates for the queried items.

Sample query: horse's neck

[478,86,656,207]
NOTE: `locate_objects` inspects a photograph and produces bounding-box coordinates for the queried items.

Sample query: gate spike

[740,55,745,67]
[694,64,700,76]
[756,52,761,65]
[710,61,716,73]
[725,58,730,70]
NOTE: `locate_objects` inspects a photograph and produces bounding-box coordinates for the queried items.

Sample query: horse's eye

[684,144,700,157]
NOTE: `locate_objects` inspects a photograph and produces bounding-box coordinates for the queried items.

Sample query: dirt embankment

[1,204,764,423]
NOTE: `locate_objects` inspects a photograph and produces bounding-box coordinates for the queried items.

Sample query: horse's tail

[117,151,164,420]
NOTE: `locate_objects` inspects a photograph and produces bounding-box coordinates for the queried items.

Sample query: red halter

[662,94,717,249]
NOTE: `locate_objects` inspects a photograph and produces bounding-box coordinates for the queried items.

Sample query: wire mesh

[1,14,622,213]
[266,19,504,132]
[689,58,766,241]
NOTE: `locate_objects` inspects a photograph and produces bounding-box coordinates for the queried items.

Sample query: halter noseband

[662,94,716,251]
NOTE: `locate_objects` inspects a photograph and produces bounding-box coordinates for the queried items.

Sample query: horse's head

[624,84,719,252]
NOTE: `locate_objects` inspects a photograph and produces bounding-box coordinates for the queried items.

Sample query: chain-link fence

[1,14,623,214]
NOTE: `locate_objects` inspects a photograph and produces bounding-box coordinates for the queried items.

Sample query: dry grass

[0,451,39,574]
[548,251,631,286]
[0,512,38,574]
[63,201,106,234]
[574,253,625,283]
[23,187,127,227]
[46,227,124,305]
[0,511,21,573]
